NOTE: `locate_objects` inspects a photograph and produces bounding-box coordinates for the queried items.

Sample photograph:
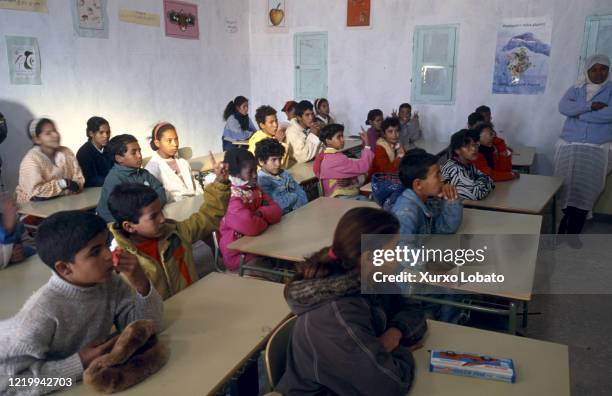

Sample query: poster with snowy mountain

[492,17,552,95]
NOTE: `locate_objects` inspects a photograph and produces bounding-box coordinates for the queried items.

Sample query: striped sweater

[441,158,494,200]
[16,146,85,205]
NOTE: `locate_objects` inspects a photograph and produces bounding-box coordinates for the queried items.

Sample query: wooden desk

[286,161,316,184]
[162,195,204,222]
[63,273,289,395]
[18,187,102,218]
[511,145,536,171]
[0,255,51,319]
[411,320,569,396]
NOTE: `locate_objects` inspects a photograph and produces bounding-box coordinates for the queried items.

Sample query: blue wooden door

[294,32,328,101]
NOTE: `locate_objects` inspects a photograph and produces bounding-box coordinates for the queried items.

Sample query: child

[255,138,308,214]
[285,100,322,164]
[222,96,257,151]
[467,111,485,129]
[365,108,384,148]
[441,130,494,200]
[1,194,30,269]
[475,105,512,156]
[0,210,163,394]
[314,98,335,126]
[97,134,166,223]
[279,100,297,133]
[367,117,405,181]
[277,207,427,395]
[470,123,518,182]
[313,124,374,199]
[145,122,203,203]
[16,118,85,205]
[397,103,422,148]
[248,105,289,167]
[218,148,282,271]
[76,116,113,187]
[108,157,229,299]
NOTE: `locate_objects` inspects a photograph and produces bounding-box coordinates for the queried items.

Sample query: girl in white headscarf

[555,54,612,235]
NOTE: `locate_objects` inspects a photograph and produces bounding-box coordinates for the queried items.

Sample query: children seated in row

[285,100,322,164]
[219,148,282,272]
[16,118,84,204]
[365,108,383,148]
[314,97,335,126]
[396,102,422,148]
[255,138,308,214]
[313,124,373,200]
[97,134,166,223]
[367,117,405,181]
[222,96,257,151]
[277,207,427,395]
[248,105,289,167]
[76,116,113,187]
[108,158,230,300]
[441,129,494,200]
[0,210,163,394]
[470,124,518,181]
[145,122,203,203]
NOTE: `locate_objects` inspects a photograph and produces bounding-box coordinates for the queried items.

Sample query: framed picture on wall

[347,0,370,27]
[164,0,199,39]
[267,0,285,27]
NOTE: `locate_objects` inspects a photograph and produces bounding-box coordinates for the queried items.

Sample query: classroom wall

[0,0,251,191]
[248,0,612,175]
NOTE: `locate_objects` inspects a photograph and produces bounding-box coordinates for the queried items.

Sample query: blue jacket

[223,114,256,142]
[257,169,308,214]
[391,188,463,235]
[0,216,23,245]
[559,81,612,144]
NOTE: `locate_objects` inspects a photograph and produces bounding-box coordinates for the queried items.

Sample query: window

[411,24,459,105]
[579,15,612,77]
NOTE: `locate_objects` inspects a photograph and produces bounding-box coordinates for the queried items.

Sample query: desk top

[511,145,536,167]
[286,161,316,184]
[63,273,289,395]
[18,187,102,218]
[0,255,51,319]
[463,174,563,214]
[411,320,569,396]
[162,195,205,222]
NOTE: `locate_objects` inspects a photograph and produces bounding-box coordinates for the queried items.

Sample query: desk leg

[551,195,557,234]
[508,301,518,334]
[522,301,529,328]
[239,255,245,277]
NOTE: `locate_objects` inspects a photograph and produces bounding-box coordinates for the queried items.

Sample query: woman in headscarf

[555,54,612,234]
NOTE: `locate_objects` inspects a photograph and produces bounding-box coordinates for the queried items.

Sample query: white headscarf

[576,54,611,101]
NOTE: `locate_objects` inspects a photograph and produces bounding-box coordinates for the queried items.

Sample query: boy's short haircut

[399,103,412,111]
[36,211,108,270]
[224,147,256,176]
[108,183,160,226]
[295,100,314,117]
[449,129,475,156]
[255,138,286,163]
[318,123,344,144]
[399,149,440,189]
[467,112,485,128]
[475,105,491,114]
[381,117,401,132]
[255,105,277,126]
[107,134,138,162]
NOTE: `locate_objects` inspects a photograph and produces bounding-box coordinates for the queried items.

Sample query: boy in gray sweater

[0,211,163,395]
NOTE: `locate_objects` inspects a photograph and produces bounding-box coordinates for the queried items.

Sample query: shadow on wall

[0,100,35,192]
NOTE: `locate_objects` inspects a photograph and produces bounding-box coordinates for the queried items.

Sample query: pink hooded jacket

[313,147,374,198]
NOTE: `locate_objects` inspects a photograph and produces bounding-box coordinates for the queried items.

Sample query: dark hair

[295,100,314,117]
[150,122,176,151]
[108,183,160,227]
[318,123,344,144]
[32,118,55,138]
[255,105,277,127]
[475,105,491,114]
[107,134,138,162]
[255,138,286,163]
[399,149,440,189]
[365,109,383,125]
[314,98,328,113]
[223,96,248,121]
[449,129,476,157]
[381,117,401,132]
[282,100,297,113]
[399,103,412,111]
[36,211,108,271]
[224,147,256,176]
[467,112,485,128]
[293,207,399,280]
[473,122,494,140]
[86,116,109,139]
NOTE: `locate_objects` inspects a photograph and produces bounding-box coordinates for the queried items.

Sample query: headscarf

[576,54,610,101]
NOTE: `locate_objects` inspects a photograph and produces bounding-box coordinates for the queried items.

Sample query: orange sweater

[472,149,513,182]
[367,142,402,181]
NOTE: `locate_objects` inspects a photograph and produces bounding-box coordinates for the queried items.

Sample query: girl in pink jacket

[219,148,282,271]
[313,125,374,200]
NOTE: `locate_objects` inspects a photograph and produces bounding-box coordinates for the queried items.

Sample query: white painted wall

[0,0,250,191]
[249,0,612,174]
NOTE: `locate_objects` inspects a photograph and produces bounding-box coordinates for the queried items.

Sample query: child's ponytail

[223,96,249,121]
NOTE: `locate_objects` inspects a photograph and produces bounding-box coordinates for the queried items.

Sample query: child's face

[318,101,330,116]
[479,127,494,147]
[125,198,166,240]
[259,156,282,176]
[326,131,345,150]
[371,115,383,131]
[56,230,114,287]
[237,102,249,116]
[116,141,143,168]
[383,126,400,145]
[89,123,111,149]
[416,163,444,197]
[480,112,492,124]
[155,129,179,158]
[455,140,479,161]
[260,114,279,136]
[238,161,258,186]
[34,122,60,149]
[297,109,315,128]
[398,107,412,123]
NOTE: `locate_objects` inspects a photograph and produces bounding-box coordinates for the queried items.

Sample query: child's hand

[413,112,419,120]
[210,151,229,184]
[438,184,458,201]
[78,335,119,369]
[379,327,402,353]
[114,249,150,296]
[0,193,18,235]
[274,128,286,142]
[391,109,398,118]
[359,129,369,147]
[9,243,26,263]
[309,121,321,136]
[397,145,406,158]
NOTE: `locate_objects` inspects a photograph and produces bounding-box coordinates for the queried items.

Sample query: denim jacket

[257,169,308,214]
[391,188,463,235]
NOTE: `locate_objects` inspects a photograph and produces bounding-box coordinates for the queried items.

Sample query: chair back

[264,316,297,389]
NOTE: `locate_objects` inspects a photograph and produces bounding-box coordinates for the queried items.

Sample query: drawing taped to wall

[5,36,42,85]
[164,0,199,39]
[347,0,370,27]
[267,0,285,27]
[71,0,108,38]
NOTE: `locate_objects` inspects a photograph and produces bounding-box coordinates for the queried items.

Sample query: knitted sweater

[0,272,163,395]
[76,141,113,188]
